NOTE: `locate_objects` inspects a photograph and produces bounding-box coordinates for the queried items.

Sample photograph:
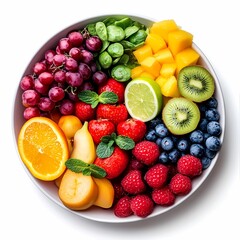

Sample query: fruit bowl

[13,14,225,223]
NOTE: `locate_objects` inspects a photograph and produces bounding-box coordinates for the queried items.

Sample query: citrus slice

[124,77,163,122]
[18,117,70,181]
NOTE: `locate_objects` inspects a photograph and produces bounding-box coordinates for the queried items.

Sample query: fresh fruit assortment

[17,16,223,219]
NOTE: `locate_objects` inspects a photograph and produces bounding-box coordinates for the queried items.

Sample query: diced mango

[154,48,174,64]
[133,44,152,63]
[175,48,200,73]
[150,19,179,43]
[161,76,181,97]
[140,56,161,78]
[139,71,156,80]
[160,63,177,77]
[155,75,168,88]
[131,65,144,79]
[168,30,193,56]
[145,33,167,53]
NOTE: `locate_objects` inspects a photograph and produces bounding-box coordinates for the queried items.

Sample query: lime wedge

[124,77,163,122]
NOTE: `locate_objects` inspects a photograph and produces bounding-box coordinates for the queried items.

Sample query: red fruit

[128,158,145,171]
[169,173,192,195]
[96,104,128,125]
[75,101,96,122]
[177,154,202,177]
[98,78,125,103]
[117,118,147,143]
[151,186,175,206]
[88,119,115,144]
[114,196,133,218]
[112,181,126,202]
[130,194,154,218]
[144,163,169,189]
[132,140,160,165]
[94,147,129,179]
[121,169,146,195]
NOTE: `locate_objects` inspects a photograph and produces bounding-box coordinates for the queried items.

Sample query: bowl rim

[12,14,226,223]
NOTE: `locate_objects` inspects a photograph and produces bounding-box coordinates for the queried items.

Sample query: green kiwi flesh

[178,65,215,102]
[162,97,200,135]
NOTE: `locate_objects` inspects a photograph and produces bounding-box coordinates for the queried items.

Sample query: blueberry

[204,133,210,141]
[161,137,174,151]
[205,108,220,121]
[189,130,204,143]
[168,149,181,163]
[156,138,162,147]
[158,152,169,164]
[190,143,205,158]
[145,129,157,141]
[198,118,208,132]
[201,157,211,169]
[155,123,169,138]
[205,148,217,159]
[206,97,218,108]
[207,121,222,136]
[198,103,208,113]
[205,136,221,151]
[147,118,162,129]
[177,138,189,152]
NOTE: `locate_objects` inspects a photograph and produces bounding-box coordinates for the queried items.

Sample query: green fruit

[178,65,215,102]
[162,97,200,135]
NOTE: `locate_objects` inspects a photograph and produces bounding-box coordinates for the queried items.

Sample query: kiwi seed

[162,97,200,135]
[178,65,215,102]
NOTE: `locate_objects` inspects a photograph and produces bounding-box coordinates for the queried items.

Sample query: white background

[0,0,239,239]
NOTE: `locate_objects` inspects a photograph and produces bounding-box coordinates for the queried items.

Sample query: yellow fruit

[17,117,69,181]
[168,30,193,56]
[145,33,166,53]
[154,48,175,64]
[133,44,152,63]
[71,121,96,164]
[140,56,161,78]
[139,71,156,80]
[160,63,177,77]
[58,170,98,210]
[155,75,168,88]
[161,76,181,97]
[93,177,114,209]
[131,65,144,79]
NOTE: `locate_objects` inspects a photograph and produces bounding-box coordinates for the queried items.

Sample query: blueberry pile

[145,97,222,169]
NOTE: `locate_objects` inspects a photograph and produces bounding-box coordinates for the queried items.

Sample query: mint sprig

[96,133,135,158]
[65,158,107,178]
[78,90,118,108]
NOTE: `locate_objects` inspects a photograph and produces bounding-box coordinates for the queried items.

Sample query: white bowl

[13,14,225,223]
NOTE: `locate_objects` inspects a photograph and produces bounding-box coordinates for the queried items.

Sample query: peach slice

[58,170,98,210]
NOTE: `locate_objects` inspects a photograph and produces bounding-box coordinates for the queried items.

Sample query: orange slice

[18,117,70,181]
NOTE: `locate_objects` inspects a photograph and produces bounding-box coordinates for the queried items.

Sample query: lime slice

[124,77,163,122]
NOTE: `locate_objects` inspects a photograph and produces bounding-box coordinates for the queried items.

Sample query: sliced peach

[58,170,98,210]
[93,177,114,209]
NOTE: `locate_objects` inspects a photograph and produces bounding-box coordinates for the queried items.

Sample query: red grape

[78,62,92,80]
[38,97,55,111]
[85,36,102,52]
[59,99,74,115]
[34,78,49,95]
[20,75,34,91]
[48,86,65,102]
[65,72,83,87]
[33,62,47,75]
[38,72,54,85]
[69,47,82,61]
[58,38,72,53]
[23,107,40,120]
[92,71,108,85]
[54,70,66,83]
[22,89,40,107]
[68,31,83,47]
[80,49,94,64]
[65,57,78,72]
[53,54,66,67]
[44,50,56,65]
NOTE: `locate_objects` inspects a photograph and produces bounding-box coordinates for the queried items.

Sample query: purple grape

[65,72,83,87]
[78,62,92,81]
[53,54,66,67]
[48,86,65,102]
[38,72,54,85]
[80,49,94,64]
[54,70,66,83]
[38,97,55,111]
[65,57,78,72]
[69,47,82,61]
[23,107,40,120]
[92,71,108,85]
[22,89,40,107]
[68,31,83,47]
[89,61,97,73]
[85,36,102,52]
[80,82,95,91]
[59,99,74,115]
[34,78,49,95]
[20,75,34,91]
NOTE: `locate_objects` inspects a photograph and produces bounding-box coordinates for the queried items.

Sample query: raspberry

[169,173,192,195]
[121,170,146,195]
[177,154,202,177]
[114,196,133,218]
[132,140,160,165]
[152,186,175,206]
[144,163,169,188]
[130,194,154,218]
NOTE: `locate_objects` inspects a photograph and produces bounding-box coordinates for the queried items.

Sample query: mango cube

[155,75,168,88]
[150,19,179,43]
[168,30,193,56]
[140,56,161,78]
[154,48,175,64]
[161,76,181,97]
[160,63,177,77]
[145,33,167,53]
[133,44,152,63]
[139,71,156,80]
[175,48,200,73]
[131,65,144,79]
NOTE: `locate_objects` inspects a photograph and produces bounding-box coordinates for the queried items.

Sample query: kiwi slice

[162,97,200,135]
[178,65,215,102]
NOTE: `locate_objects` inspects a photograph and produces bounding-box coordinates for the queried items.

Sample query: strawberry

[88,119,115,144]
[121,169,146,195]
[114,196,133,218]
[169,173,192,195]
[117,118,147,143]
[177,154,202,178]
[132,140,160,165]
[144,163,169,189]
[94,146,129,179]
[130,194,154,218]
[96,103,128,125]
[151,186,176,206]
[98,78,125,103]
[75,101,96,122]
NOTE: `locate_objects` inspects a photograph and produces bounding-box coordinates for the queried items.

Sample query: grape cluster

[145,97,222,169]
[20,30,107,120]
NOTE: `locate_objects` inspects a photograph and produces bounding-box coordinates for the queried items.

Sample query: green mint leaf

[101,135,114,143]
[99,91,118,104]
[115,135,135,150]
[78,90,99,106]
[65,158,89,173]
[89,164,107,178]
[96,142,114,158]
